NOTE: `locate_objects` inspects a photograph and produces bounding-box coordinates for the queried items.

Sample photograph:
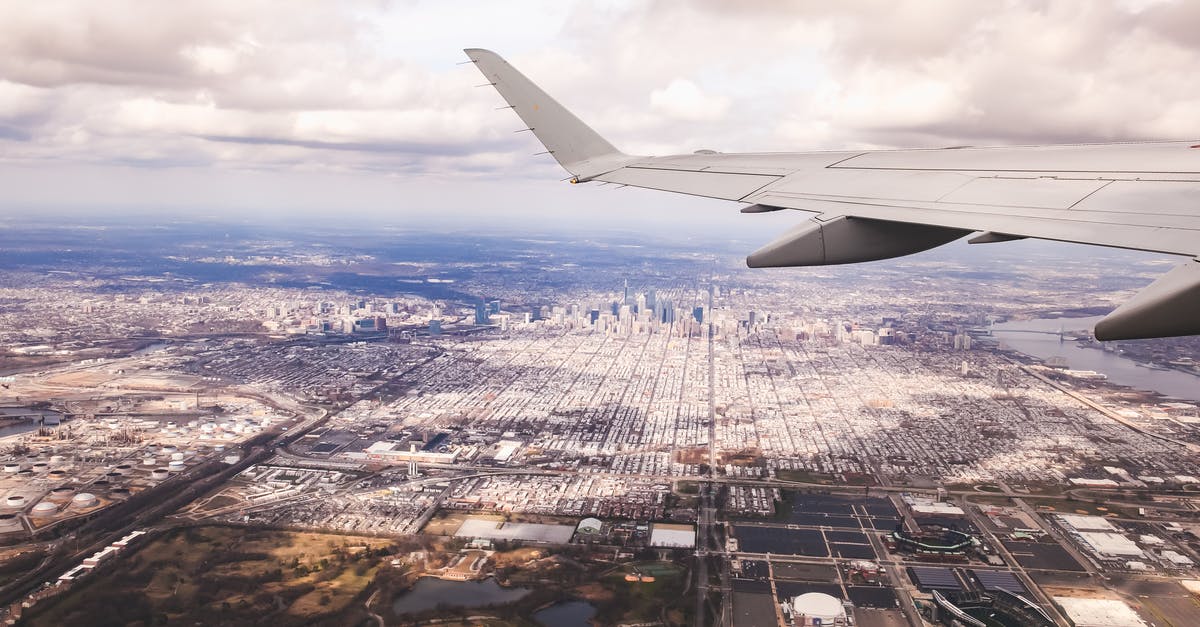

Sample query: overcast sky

[1,0,1198,234]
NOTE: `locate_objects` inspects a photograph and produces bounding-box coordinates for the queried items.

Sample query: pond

[391,577,530,616]
[533,600,597,627]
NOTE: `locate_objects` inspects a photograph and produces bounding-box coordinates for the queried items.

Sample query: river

[990,316,1200,402]
[0,408,65,439]
[130,342,170,356]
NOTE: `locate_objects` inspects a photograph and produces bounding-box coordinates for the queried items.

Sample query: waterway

[0,408,64,439]
[391,577,530,616]
[130,342,170,356]
[533,600,598,627]
[990,316,1200,402]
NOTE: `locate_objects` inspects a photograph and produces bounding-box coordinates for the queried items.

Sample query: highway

[694,279,724,627]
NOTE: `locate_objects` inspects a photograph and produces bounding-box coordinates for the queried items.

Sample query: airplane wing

[464,48,1200,341]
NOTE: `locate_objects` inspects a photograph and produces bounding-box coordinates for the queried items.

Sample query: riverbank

[989,317,1200,403]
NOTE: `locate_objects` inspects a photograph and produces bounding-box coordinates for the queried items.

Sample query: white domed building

[789,592,847,626]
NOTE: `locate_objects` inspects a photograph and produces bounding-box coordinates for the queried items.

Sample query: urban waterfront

[992,316,1200,401]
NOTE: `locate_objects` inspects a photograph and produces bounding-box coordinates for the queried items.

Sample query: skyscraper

[475,303,490,325]
[662,300,676,324]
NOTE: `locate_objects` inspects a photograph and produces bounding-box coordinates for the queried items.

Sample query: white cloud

[650,79,730,122]
[0,0,1198,219]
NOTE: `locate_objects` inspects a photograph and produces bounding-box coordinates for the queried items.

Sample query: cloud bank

[0,0,1197,220]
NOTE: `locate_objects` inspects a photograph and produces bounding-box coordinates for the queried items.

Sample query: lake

[990,316,1200,402]
[391,577,530,616]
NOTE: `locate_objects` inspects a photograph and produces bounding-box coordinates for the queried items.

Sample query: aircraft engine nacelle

[746,215,970,267]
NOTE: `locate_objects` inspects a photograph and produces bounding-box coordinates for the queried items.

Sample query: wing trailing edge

[1095,259,1200,340]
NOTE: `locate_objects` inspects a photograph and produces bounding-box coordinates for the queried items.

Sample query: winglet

[464,48,633,179]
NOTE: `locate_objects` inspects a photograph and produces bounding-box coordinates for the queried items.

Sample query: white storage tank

[167,461,185,472]
[71,493,98,508]
[31,501,58,517]
[151,469,169,480]
[4,495,25,508]
[142,457,157,466]
[170,452,185,461]
[3,464,19,474]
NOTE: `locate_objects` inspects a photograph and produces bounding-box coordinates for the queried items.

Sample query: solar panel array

[971,569,1027,594]
[908,566,962,591]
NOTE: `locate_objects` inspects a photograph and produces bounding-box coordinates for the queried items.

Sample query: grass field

[29,525,393,626]
[775,469,837,484]
[595,561,689,625]
[30,520,696,626]
[421,510,471,535]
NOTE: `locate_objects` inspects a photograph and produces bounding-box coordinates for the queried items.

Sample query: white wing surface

[465,48,1200,341]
